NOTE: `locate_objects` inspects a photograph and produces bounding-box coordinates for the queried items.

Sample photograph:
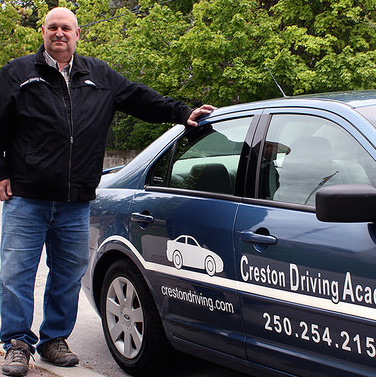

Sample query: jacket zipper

[59,74,74,202]
[67,83,74,202]
[68,133,73,202]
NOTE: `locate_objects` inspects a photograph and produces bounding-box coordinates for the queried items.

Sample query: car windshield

[355,105,376,128]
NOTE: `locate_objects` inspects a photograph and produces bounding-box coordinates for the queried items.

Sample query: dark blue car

[82,91,376,377]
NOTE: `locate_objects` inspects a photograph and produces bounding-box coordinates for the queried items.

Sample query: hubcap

[106,276,144,359]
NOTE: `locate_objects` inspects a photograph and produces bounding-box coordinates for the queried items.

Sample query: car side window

[258,114,375,206]
[148,149,172,187]
[148,117,251,195]
[170,118,251,194]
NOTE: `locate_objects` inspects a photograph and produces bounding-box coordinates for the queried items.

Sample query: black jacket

[0,45,193,201]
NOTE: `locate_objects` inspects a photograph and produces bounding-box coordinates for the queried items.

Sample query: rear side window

[258,114,376,206]
[148,117,251,195]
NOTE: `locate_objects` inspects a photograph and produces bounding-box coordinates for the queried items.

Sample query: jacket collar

[35,44,90,76]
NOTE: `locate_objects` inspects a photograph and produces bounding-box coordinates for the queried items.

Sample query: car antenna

[265,64,287,97]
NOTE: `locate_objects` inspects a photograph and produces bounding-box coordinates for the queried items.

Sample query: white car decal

[166,235,224,276]
[98,235,376,322]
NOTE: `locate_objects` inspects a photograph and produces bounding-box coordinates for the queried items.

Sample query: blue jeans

[0,197,90,353]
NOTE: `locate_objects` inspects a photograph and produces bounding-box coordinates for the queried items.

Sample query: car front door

[235,109,376,376]
[128,116,254,359]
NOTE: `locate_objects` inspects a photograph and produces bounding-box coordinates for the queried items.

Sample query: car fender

[89,235,156,312]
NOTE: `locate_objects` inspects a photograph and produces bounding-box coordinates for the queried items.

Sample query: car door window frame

[144,114,259,199]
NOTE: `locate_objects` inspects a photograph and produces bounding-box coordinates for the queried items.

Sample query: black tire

[100,259,169,376]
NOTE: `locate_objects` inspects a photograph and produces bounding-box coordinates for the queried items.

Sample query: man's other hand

[187,105,216,127]
[0,179,12,201]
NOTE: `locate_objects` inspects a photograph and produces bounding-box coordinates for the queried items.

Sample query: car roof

[293,90,376,108]
[204,90,376,120]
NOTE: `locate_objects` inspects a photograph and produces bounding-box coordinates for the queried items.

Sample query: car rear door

[128,115,256,359]
[234,108,376,376]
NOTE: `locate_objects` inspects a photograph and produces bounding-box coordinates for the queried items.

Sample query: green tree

[76,0,134,71]
[167,0,376,103]
[139,0,199,15]
[271,0,376,93]
[0,1,42,66]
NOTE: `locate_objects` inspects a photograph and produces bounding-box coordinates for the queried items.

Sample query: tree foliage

[0,1,42,66]
[1,0,376,149]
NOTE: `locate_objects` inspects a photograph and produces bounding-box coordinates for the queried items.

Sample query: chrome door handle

[131,212,154,223]
[239,230,277,245]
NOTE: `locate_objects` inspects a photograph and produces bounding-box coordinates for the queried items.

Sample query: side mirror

[316,184,376,223]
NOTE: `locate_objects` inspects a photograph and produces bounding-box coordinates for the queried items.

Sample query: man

[0,7,214,377]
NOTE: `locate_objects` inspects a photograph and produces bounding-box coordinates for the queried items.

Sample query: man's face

[42,8,80,61]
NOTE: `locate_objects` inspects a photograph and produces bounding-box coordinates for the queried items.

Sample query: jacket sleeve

[0,64,13,181]
[108,66,193,125]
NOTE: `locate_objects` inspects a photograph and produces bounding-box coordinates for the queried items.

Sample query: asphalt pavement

[0,349,106,377]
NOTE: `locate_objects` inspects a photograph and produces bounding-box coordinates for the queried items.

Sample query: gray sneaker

[40,338,79,367]
[2,339,31,377]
